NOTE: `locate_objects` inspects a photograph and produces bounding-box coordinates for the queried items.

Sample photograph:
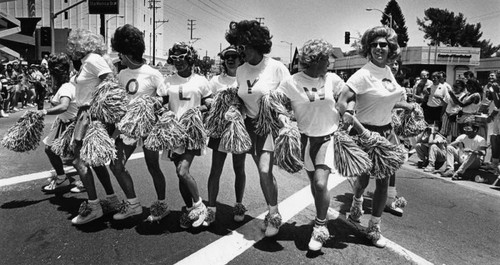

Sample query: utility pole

[148,0,160,65]
[255,17,264,25]
[188,19,196,40]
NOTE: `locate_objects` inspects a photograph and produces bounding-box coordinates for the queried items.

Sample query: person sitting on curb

[415,124,447,173]
[446,123,487,180]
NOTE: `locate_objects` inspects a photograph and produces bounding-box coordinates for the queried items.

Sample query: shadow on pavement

[135,202,252,236]
[253,215,371,257]
[1,197,51,209]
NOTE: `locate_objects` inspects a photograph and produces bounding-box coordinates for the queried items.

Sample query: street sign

[88,0,119,14]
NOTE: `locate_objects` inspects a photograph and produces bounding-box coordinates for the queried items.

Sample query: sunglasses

[370,42,389,48]
[236,45,246,52]
[169,53,189,61]
[224,54,239,60]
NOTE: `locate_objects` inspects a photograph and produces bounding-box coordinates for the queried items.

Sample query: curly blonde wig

[299,39,334,69]
[66,28,106,59]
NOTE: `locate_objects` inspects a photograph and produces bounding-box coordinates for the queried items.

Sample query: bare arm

[44,96,70,115]
[336,84,356,116]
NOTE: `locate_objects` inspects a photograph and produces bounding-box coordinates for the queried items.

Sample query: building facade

[0,0,167,64]
[331,46,485,85]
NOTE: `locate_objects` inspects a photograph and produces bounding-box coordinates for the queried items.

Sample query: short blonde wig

[359,26,400,61]
[299,39,334,69]
[66,28,106,59]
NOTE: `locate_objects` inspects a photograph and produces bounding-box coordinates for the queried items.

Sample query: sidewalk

[404,152,500,197]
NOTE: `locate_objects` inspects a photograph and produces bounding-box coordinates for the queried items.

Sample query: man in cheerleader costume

[204,46,247,226]
[158,42,212,228]
[277,39,345,251]
[67,28,121,225]
[337,26,415,248]
[225,20,291,237]
[109,24,171,222]
[40,53,85,193]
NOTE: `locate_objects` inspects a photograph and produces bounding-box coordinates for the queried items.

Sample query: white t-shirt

[117,64,165,100]
[428,83,448,107]
[236,56,291,118]
[73,53,112,107]
[455,134,487,160]
[161,73,211,118]
[277,72,344,136]
[208,74,237,94]
[346,61,405,126]
[51,82,78,122]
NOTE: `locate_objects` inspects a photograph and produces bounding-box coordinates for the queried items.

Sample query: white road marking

[0,152,145,187]
[385,240,434,265]
[2,156,434,264]
[176,175,433,265]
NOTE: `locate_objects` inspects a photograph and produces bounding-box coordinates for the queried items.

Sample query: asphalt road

[1,107,499,265]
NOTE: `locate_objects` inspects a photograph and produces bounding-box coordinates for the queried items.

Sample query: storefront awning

[0,44,20,62]
[2,33,35,45]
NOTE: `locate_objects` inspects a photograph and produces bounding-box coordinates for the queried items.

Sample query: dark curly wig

[225,20,272,55]
[166,42,197,66]
[359,26,400,61]
[47,53,70,90]
[111,24,145,62]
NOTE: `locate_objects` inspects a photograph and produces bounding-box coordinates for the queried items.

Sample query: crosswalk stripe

[0,152,145,187]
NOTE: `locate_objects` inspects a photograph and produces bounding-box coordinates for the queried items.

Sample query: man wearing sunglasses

[337,25,415,248]
[204,46,247,227]
[160,42,213,229]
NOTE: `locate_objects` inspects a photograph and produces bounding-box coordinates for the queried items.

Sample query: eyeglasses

[169,53,189,61]
[236,45,246,52]
[370,42,389,48]
[224,54,239,60]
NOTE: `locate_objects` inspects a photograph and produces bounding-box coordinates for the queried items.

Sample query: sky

[159,0,500,62]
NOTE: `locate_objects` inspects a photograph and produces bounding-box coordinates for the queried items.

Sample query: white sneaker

[113,201,142,220]
[308,225,330,251]
[202,207,216,227]
[71,201,103,225]
[264,212,282,237]
[0,110,8,117]
[70,180,86,193]
[188,202,207,228]
[366,220,387,248]
[146,201,170,222]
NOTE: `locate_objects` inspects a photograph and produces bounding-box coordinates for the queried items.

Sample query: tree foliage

[417,8,500,58]
[382,0,409,47]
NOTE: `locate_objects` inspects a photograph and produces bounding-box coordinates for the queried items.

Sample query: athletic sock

[314,217,327,227]
[387,186,397,199]
[371,216,382,225]
[269,204,279,215]
[353,195,363,206]
[127,197,139,205]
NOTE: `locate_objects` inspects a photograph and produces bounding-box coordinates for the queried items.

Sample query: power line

[187,0,228,23]
[198,0,245,22]
[210,0,253,19]
[207,0,248,21]
[468,10,500,20]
